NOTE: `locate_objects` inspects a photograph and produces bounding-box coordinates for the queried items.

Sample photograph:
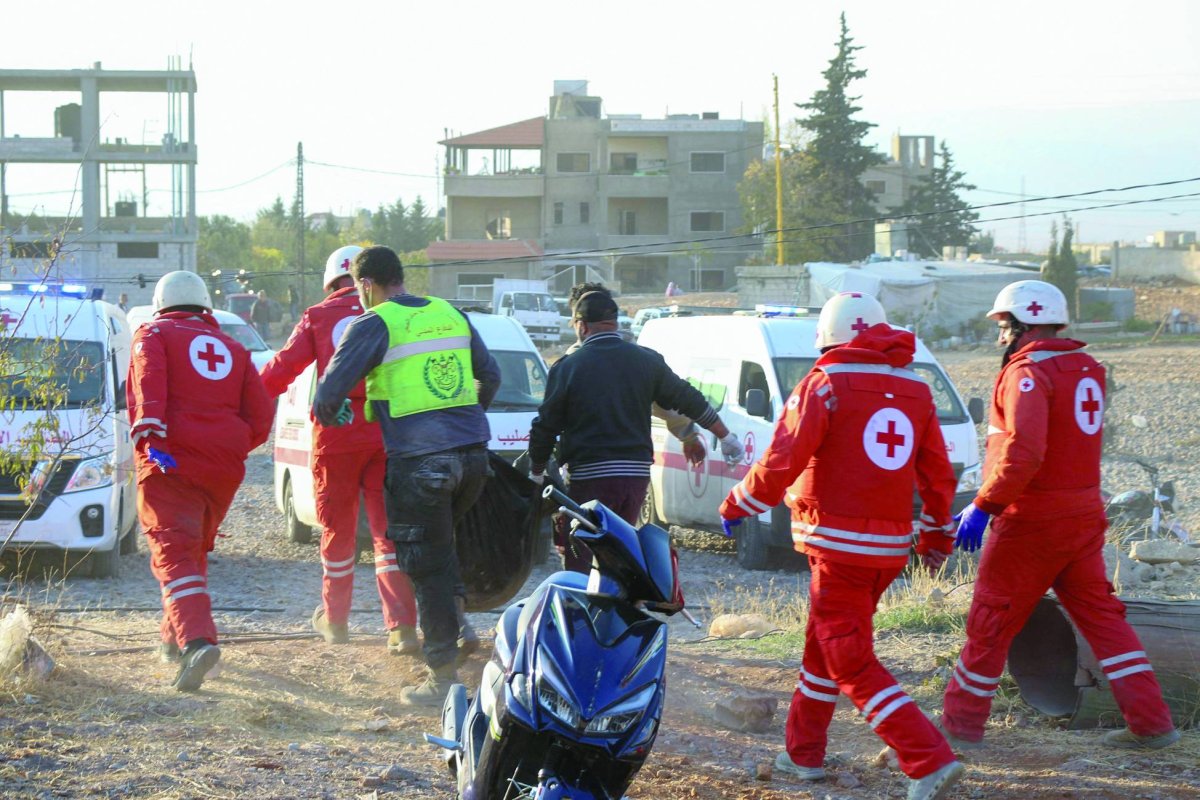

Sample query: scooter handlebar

[541,484,599,533]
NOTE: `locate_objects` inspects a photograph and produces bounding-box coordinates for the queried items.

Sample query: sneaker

[172,642,220,693]
[157,641,182,664]
[935,718,984,751]
[388,625,419,656]
[399,665,456,708]
[773,751,825,781]
[1103,728,1180,750]
[311,606,349,645]
[907,760,964,800]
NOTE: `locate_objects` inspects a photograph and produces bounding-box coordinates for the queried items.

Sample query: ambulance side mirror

[968,397,984,425]
[745,389,769,419]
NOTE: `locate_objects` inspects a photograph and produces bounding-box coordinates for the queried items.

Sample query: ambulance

[272,312,548,544]
[636,306,984,570]
[0,284,136,577]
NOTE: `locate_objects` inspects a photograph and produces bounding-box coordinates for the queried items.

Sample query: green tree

[1040,218,1079,320]
[737,148,818,264]
[197,215,251,277]
[792,12,885,261]
[896,141,979,257]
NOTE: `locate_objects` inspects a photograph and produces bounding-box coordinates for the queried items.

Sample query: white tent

[806,260,1038,333]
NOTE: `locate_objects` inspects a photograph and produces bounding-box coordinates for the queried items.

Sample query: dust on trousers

[138,471,240,648]
[313,449,416,629]
[942,512,1174,740]
[787,556,955,779]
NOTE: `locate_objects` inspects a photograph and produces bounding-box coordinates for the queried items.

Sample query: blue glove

[333,399,354,426]
[721,517,742,538]
[147,447,177,474]
[954,504,991,552]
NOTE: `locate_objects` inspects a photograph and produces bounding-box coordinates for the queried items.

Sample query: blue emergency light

[0,282,90,298]
[755,304,816,318]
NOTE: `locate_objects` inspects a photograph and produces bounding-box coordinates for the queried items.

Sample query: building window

[610,152,637,174]
[579,202,590,224]
[556,152,590,173]
[866,180,887,195]
[690,211,725,232]
[690,152,725,173]
[117,242,160,258]
[7,241,53,259]
[553,202,564,225]
[485,211,511,240]
[618,210,637,236]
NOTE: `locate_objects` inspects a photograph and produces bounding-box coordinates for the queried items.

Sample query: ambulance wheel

[89,542,121,579]
[284,476,313,544]
[736,518,770,571]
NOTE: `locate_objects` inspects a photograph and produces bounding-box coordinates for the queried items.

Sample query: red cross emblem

[851,316,870,332]
[188,335,233,381]
[1080,386,1100,426]
[197,342,226,371]
[341,258,350,270]
[0,310,18,326]
[876,419,906,458]
[743,432,756,464]
[1026,300,1044,316]
[1074,377,1103,435]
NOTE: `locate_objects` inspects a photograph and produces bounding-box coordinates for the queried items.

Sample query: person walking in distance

[314,246,500,706]
[127,271,274,691]
[260,245,419,655]
[252,290,272,340]
[941,280,1178,751]
[719,292,964,800]
[528,284,742,574]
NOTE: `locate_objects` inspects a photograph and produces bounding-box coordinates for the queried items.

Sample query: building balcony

[0,137,197,164]
[600,174,669,198]
[445,171,544,199]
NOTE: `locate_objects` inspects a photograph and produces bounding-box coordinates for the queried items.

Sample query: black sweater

[529,332,719,479]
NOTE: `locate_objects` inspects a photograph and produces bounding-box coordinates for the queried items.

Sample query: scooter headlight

[584,683,657,735]
[956,464,982,494]
[63,453,115,494]
[537,678,582,729]
[510,672,531,711]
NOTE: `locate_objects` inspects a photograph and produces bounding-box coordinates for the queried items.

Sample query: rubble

[0,605,55,681]
[712,690,777,733]
[1129,539,1200,565]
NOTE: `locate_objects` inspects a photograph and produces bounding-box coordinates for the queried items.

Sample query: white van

[272,312,548,542]
[636,308,984,570]
[126,305,276,371]
[0,286,136,577]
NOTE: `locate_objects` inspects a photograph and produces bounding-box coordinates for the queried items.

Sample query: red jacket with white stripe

[974,338,1105,520]
[259,287,382,456]
[719,325,957,568]
[127,311,274,484]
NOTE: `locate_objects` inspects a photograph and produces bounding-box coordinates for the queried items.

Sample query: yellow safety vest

[364,297,478,421]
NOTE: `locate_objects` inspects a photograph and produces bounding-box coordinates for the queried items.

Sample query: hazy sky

[3,0,1198,252]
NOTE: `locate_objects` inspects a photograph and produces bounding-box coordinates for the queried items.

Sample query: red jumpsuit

[128,311,274,649]
[260,287,416,631]
[942,338,1174,740]
[720,325,958,780]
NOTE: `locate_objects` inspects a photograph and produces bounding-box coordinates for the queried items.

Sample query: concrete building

[0,62,197,305]
[864,133,936,212]
[437,81,764,294]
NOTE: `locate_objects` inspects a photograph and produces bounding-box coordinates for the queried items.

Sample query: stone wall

[734,264,809,308]
[1113,246,1200,284]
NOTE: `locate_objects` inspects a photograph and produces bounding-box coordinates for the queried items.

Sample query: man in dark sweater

[528,287,741,573]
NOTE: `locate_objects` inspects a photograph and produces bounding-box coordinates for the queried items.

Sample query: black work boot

[456,596,479,663]
[399,663,457,708]
[173,639,220,693]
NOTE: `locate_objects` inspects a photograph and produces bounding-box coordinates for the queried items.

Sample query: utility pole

[296,142,305,306]
[773,75,784,267]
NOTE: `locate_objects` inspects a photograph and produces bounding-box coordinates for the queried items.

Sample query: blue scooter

[427,484,698,800]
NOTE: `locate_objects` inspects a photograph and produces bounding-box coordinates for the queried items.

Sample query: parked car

[631,306,670,338]
[225,292,257,324]
[126,305,276,371]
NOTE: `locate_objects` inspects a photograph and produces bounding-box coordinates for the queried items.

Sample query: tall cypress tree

[896,140,978,257]
[794,12,884,261]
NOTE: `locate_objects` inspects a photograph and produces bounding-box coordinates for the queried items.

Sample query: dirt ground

[1,339,1198,799]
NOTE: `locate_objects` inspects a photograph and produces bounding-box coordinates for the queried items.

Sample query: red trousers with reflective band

[138,471,239,648]
[943,512,1174,739]
[787,556,954,779]
[313,450,416,629]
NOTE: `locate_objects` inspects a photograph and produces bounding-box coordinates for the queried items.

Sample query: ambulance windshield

[772,358,967,424]
[0,338,106,408]
[489,350,547,410]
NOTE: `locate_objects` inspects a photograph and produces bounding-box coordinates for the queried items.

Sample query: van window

[685,370,726,410]
[0,339,106,408]
[738,361,772,420]
[490,350,547,411]
[772,356,967,424]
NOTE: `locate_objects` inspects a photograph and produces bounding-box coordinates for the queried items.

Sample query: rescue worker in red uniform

[719,292,964,800]
[260,246,419,654]
[941,280,1178,750]
[128,271,274,691]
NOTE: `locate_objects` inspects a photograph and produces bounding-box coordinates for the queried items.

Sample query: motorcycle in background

[427,484,698,800]
[1104,458,1190,544]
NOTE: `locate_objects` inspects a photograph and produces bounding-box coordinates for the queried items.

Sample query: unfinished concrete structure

[0,61,197,303]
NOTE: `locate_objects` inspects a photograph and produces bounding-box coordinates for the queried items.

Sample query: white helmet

[323,245,363,290]
[987,280,1068,325]
[815,291,888,349]
[153,270,212,312]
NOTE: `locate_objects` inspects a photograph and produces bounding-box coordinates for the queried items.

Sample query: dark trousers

[554,475,650,574]
[385,445,490,670]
